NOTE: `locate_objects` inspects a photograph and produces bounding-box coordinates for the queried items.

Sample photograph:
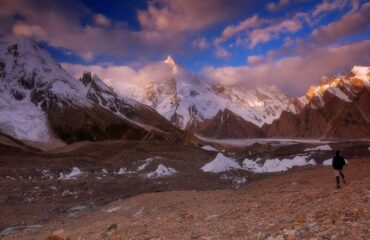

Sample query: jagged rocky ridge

[115,56,370,139]
[0,39,192,144]
[264,66,370,138]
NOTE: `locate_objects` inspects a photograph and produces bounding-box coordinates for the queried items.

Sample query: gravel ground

[2,157,369,240]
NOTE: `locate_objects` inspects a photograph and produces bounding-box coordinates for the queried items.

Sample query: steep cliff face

[197,108,262,138]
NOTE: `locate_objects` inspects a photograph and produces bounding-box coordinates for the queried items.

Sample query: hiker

[332,150,346,189]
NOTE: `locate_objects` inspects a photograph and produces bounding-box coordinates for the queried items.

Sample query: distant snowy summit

[117,55,301,137]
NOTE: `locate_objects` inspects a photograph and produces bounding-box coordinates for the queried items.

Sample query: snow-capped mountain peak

[115,58,299,130]
[164,55,178,73]
[0,39,184,143]
[351,65,370,81]
[0,39,89,105]
[0,39,90,142]
[300,66,369,108]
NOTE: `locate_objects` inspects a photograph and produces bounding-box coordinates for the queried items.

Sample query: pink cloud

[248,19,302,47]
[93,14,111,27]
[266,0,290,12]
[204,40,370,96]
[214,47,230,59]
[216,15,262,43]
[312,2,370,44]
[216,13,305,49]
[1,0,252,60]
[247,55,264,65]
[12,22,46,38]
[137,0,248,33]
[192,37,209,50]
[312,0,350,17]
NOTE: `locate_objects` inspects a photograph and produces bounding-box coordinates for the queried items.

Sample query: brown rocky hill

[197,108,262,138]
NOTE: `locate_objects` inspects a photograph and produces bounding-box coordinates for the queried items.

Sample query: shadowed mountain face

[196,108,262,138]
[0,39,195,144]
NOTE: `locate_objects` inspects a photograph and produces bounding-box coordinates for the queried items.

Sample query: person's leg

[339,169,345,184]
[335,170,340,188]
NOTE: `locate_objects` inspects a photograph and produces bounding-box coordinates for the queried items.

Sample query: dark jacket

[332,154,346,170]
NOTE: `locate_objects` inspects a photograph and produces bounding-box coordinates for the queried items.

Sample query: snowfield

[322,159,332,166]
[243,156,316,173]
[201,154,317,174]
[58,167,83,180]
[201,145,218,151]
[145,164,177,178]
[201,153,241,173]
[116,168,127,175]
[137,158,154,171]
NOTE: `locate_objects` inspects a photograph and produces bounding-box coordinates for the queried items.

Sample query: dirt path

[3,157,369,240]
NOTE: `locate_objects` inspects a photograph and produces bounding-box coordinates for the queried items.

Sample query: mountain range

[117,56,370,139]
[0,39,369,145]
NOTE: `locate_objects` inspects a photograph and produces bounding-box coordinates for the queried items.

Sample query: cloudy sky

[1,0,369,96]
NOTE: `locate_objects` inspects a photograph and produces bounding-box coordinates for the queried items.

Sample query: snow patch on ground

[0,225,43,237]
[201,153,241,173]
[221,175,247,188]
[58,167,83,180]
[104,206,121,213]
[137,158,154,171]
[322,158,347,166]
[304,144,332,151]
[145,164,177,178]
[67,203,96,218]
[201,145,218,151]
[41,169,54,179]
[322,159,332,166]
[308,159,317,165]
[116,168,127,174]
[243,156,316,173]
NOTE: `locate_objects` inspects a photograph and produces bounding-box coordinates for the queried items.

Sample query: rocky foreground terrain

[1,140,369,239]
